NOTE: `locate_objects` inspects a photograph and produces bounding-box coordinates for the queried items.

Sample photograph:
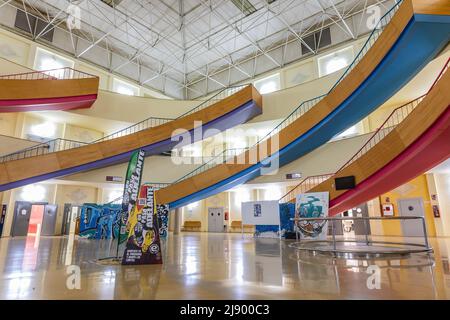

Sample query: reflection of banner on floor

[295,192,329,240]
[122,185,163,265]
[157,204,170,239]
[118,149,145,244]
[79,204,121,239]
[0,205,6,237]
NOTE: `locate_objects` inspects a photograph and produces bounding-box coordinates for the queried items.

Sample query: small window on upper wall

[34,47,74,78]
[331,121,364,141]
[254,73,281,94]
[317,46,354,78]
[112,78,140,96]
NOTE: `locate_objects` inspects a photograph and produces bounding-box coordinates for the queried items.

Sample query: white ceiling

[0,0,394,98]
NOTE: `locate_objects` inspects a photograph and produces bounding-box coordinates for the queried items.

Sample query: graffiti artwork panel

[295,192,329,240]
[79,204,121,239]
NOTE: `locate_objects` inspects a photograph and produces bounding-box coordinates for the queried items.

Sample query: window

[317,46,354,77]
[301,28,331,55]
[34,48,74,78]
[112,78,140,96]
[331,121,364,141]
[254,73,281,94]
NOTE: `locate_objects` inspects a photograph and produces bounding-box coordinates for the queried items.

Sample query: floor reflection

[0,233,449,299]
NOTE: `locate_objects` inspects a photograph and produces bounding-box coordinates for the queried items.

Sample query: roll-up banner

[118,149,146,245]
[122,185,163,265]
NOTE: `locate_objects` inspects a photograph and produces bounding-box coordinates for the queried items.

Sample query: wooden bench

[182,220,202,232]
[229,221,253,233]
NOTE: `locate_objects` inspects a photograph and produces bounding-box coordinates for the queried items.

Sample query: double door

[11,201,58,237]
[208,207,224,233]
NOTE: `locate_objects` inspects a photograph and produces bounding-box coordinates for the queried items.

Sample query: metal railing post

[421,217,430,250]
[331,219,337,254]
[363,218,370,246]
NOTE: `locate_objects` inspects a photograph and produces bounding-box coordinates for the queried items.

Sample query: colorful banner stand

[118,149,146,245]
[122,185,163,265]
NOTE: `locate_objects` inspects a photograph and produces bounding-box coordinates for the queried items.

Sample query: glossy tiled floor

[0,232,449,299]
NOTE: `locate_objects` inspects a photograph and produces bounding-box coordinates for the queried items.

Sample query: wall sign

[433,205,440,218]
[106,176,123,182]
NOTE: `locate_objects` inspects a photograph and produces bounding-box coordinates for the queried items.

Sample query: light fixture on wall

[30,122,56,138]
[21,185,46,202]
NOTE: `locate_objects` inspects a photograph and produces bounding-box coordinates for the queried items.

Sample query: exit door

[11,201,32,237]
[208,207,224,233]
[398,198,425,237]
[41,204,58,236]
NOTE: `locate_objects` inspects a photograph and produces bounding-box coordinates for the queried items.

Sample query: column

[173,208,182,235]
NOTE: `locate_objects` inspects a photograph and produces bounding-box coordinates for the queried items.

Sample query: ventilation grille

[101,0,124,8]
[14,10,54,42]
[301,27,331,55]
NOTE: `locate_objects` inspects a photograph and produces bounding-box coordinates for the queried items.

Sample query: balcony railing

[170,1,403,186]
[0,84,250,163]
[0,67,98,80]
[279,57,449,204]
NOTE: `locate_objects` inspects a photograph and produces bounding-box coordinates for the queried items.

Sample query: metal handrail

[290,215,431,254]
[0,67,97,80]
[279,57,449,204]
[0,84,250,162]
[169,1,403,186]
[173,147,249,183]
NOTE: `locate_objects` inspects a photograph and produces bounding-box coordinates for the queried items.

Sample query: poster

[122,185,163,265]
[241,200,280,225]
[279,202,296,239]
[118,149,146,244]
[157,204,170,239]
[295,192,329,240]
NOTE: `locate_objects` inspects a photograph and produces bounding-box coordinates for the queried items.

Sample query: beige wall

[53,184,99,235]
[427,173,450,237]
[0,134,41,156]
[0,182,102,237]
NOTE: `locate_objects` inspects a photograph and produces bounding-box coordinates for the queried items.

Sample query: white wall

[428,173,450,237]
[0,134,41,156]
